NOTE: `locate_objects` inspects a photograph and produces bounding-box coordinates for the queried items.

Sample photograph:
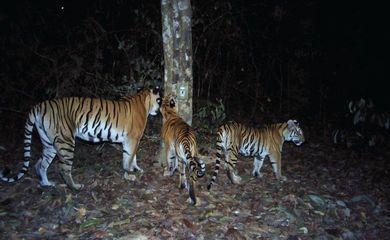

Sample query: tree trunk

[161,0,193,125]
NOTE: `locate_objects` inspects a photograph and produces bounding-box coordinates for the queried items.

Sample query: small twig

[7,86,35,99]
[143,134,161,140]
[194,12,232,56]
[28,47,55,64]
[231,86,264,109]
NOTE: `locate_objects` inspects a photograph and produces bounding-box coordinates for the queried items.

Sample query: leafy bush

[195,98,226,134]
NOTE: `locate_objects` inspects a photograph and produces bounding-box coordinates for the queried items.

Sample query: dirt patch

[0,130,389,239]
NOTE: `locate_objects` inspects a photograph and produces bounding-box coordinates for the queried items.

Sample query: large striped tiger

[207,120,304,190]
[0,86,162,190]
[160,94,206,205]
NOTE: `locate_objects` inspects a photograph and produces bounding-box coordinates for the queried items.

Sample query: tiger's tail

[191,157,206,178]
[1,108,36,183]
[207,132,223,190]
[186,150,206,205]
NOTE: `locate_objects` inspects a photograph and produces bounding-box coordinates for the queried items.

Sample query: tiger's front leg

[269,152,287,181]
[252,155,265,178]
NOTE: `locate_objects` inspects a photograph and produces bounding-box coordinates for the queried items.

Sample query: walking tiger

[207,120,304,190]
[160,94,206,205]
[1,86,162,190]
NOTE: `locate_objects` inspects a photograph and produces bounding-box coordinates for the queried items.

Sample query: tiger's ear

[357,98,366,109]
[287,119,298,128]
[348,100,354,113]
[169,98,176,108]
[137,87,144,93]
[153,86,161,95]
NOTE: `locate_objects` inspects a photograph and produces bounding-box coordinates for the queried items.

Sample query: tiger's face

[160,94,178,118]
[347,98,376,126]
[285,120,305,146]
[149,87,162,116]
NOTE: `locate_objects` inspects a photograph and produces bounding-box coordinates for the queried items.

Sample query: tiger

[345,97,388,147]
[348,98,389,130]
[160,94,206,205]
[0,86,162,190]
[207,120,304,190]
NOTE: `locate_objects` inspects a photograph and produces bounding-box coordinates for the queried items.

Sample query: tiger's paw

[40,183,56,189]
[252,171,263,178]
[277,175,287,181]
[179,181,188,189]
[186,197,198,206]
[231,174,242,184]
[163,168,171,176]
[72,183,84,191]
[124,172,137,181]
[131,166,144,173]
[40,180,56,188]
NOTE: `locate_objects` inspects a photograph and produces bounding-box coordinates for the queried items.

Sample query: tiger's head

[347,97,374,126]
[140,86,162,116]
[284,120,305,146]
[159,93,178,119]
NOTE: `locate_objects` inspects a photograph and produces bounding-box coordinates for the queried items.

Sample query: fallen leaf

[314,210,325,216]
[80,218,103,228]
[307,194,326,207]
[108,218,131,228]
[111,204,120,210]
[225,227,245,240]
[181,218,196,230]
[75,207,87,223]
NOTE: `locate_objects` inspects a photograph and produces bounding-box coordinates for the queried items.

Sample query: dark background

[0,2,389,238]
[0,0,388,138]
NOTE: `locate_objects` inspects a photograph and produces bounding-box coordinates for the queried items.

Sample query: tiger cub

[160,94,206,205]
[1,86,162,190]
[207,120,304,190]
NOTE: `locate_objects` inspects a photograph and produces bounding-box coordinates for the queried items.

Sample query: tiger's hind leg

[252,156,265,178]
[55,137,84,190]
[167,147,178,176]
[35,145,57,187]
[162,142,177,176]
[225,147,242,184]
[122,138,143,176]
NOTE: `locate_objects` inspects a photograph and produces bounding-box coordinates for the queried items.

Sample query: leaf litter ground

[0,126,389,239]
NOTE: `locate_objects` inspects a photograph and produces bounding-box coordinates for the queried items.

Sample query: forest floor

[0,123,389,240]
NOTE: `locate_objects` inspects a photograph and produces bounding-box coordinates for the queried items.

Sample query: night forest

[0,0,389,239]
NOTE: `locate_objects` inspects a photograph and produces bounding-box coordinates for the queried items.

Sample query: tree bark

[161,0,193,125]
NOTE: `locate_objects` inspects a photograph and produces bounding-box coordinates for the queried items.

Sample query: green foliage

[195,99,226,134]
